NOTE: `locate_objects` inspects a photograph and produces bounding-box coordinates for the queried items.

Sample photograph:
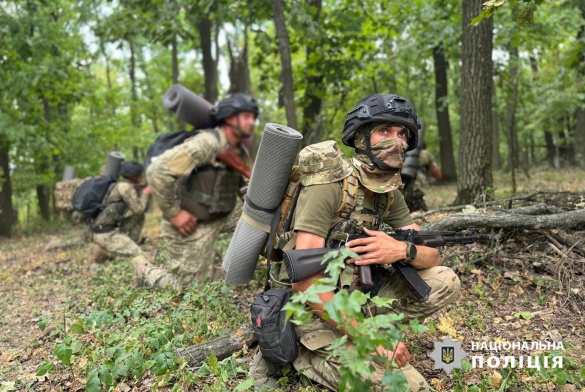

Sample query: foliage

[2,0,585,232]
[34,261,248,390]
[283,248,425,391]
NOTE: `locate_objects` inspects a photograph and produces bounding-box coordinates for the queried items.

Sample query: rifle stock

[217,146,252,178]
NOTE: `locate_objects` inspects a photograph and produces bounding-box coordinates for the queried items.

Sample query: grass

[1,167,585,391]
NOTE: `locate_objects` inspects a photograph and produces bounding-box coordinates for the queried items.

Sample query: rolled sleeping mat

[62,166,76,181]
[246,123,303,215]
[162,84,216,130]
[224,123,303,285]
[222,218,269,285]
[104,151,125,179]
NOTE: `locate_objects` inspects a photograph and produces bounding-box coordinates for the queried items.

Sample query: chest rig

[176,130,244,221]
[270,171,394,288]
[92,183,127,232]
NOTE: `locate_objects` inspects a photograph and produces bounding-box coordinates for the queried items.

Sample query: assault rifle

[282,229,492,302]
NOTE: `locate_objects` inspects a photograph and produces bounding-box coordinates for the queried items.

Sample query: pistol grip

[359,266,374,289]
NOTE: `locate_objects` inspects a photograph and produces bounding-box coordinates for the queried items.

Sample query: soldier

[136,93,258,291]
[250,93,460,391]
[90,161,151,263]
[401,139,443,212]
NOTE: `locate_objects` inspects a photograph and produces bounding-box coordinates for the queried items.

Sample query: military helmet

[211,93,259,122]
[342,93,421,151]
[119,161,144,178]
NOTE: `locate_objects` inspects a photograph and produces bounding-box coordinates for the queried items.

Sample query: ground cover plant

[1,167,584,391]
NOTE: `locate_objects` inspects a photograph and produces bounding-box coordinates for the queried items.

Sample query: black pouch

[250,288,298,365]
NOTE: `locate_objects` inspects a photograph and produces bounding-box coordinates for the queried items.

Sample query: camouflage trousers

[139,200,242,291]
[92,214,145,260]
[251,266,461,391]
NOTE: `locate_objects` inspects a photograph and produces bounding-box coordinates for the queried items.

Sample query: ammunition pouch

[178,163,241,221]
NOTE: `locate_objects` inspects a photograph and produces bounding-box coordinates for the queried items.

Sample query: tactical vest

[270,170,394,288]
[92,182,127,232]
[176,130,246,221]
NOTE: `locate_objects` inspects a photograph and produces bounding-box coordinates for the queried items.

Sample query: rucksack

[54,178,88,211]
[250,288,298,365]
[72,177,117,218]
[144,130,197,170]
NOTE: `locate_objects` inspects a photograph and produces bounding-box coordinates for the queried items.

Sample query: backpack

[144,130,198,170]
[250,288,298,365]
[54,178,87,211]
[72,177,117,218]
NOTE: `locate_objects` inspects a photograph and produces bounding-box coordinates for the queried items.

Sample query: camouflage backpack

[263,140,394,265]
[54,178,88,211]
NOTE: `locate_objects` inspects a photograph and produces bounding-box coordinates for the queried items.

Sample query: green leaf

[54,343,72,367]
[514,311,533,320]
[234,378,254,391]
[85,369,101,392]
[36,361,54,376]
[38,320,47,332]
[70,320,84,334]
[99,365,113,387]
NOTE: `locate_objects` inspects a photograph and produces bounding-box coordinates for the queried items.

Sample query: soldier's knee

[434,266,460,302]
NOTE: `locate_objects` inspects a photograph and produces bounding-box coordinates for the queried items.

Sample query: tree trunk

[198,15,219,103]
[172,33,179,85]
[272,0,298,130]
[504,46,520,192]
[454,0,493,205]
[36,184,51,221]
[0,139,14,237]
[301,0,323,146]
[227,31,251,94]
[491,78,501,169]
[544,129,556,167]
[36,99,51,221]
[432,43,456,181]
[129,40,140,129]
[574,5,585,168]
[139,51,161,134]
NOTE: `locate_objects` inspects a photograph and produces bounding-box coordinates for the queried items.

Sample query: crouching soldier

[250,93,460,391]
[90,161,151,262]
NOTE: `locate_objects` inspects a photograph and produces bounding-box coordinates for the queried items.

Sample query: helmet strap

[354,129,394,171]
[224,115,251,142]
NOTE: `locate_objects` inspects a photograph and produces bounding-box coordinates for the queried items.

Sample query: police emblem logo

[441,347,454,364]
[429,336,467,374]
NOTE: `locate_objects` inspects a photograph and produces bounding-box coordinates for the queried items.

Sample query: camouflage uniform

[91,182,149,261]
[142,128,250,291]
[251,141,460,391]
[401,150,437,212]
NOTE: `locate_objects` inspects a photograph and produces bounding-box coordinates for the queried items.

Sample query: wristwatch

[404,242,417,264]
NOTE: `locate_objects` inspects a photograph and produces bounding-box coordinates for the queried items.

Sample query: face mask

[354,137,408,174]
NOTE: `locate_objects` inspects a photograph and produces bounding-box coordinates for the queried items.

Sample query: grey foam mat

[162,84,216,129]
[223,218,268,285]
[247,123,302,211]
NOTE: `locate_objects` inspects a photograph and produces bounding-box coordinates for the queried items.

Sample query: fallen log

[175,323,256,366]
[424,208,585,231]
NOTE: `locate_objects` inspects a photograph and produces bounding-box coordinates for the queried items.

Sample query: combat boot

[249,351,280,389]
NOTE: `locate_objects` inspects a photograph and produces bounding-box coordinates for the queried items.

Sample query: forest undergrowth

[1,167,584,391]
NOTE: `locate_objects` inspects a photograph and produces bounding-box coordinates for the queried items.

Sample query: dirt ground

[1,168,585,391]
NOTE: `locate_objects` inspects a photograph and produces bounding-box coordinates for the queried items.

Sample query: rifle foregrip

[413,237,446,247]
